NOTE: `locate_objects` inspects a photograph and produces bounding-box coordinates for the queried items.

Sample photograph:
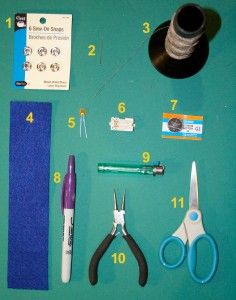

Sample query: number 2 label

[88,45,96,56]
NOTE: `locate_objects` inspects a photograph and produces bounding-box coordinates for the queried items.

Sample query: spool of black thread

[148,3,209,78]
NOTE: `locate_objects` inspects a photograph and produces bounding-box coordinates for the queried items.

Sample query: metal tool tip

[113,190,118,210]
[121,192,125,210]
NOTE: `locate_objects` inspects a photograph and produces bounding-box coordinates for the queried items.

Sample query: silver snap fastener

[22,61,32,71]
[23,46,32,56]
[38,47,47,56]
[50,63,60,72]
[51,47,60,56]
[37,62,47,72]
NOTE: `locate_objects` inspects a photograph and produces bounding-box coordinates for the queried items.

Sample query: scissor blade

[189,161,199,209]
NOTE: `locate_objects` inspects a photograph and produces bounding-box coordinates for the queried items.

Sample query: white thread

[165,17,204,60]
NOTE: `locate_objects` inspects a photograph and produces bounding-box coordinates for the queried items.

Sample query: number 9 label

[142,152,150,163]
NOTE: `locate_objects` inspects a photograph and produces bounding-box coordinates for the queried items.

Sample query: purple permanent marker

[61,155,76,283]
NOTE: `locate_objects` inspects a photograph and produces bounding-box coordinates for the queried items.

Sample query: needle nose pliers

[88,191,148,286]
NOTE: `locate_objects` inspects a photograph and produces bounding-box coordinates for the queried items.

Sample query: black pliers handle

[89,233,148,286]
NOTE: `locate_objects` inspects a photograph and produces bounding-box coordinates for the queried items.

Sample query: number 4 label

[26,112,34,123]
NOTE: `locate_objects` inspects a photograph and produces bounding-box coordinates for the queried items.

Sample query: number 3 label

[143,22,150,34]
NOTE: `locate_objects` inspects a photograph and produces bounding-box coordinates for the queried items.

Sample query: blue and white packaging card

[13,13,72,90]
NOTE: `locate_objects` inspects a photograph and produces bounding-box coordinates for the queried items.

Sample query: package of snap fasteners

[13,13,72,90]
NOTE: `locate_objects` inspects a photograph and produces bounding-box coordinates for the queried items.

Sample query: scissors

[159,161,218,283]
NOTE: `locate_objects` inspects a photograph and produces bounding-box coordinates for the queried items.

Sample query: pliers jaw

[110,191,128,236]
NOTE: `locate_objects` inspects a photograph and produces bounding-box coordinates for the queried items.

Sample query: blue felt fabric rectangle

[8,101,52,290]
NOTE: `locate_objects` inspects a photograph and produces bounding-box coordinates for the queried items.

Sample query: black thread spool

[148,3,209,79]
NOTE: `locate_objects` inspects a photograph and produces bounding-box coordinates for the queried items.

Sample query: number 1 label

[6,17,11,29]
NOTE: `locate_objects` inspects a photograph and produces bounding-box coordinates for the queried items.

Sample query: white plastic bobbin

[109,117,135,132]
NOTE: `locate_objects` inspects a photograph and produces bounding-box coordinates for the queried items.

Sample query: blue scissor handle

[188,233,218,284]
[159,236,186,268]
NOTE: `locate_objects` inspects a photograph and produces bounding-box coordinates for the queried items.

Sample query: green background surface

[0,0,236,299]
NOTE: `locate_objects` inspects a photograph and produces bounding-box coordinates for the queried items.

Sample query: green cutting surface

[0,0,236,299]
